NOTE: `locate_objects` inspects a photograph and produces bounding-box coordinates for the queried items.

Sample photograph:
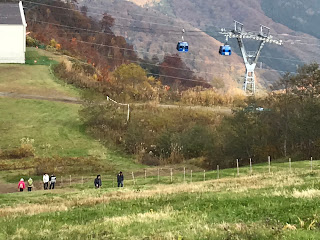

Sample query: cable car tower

[220,21,283,95]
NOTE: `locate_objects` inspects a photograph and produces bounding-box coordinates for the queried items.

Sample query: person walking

[18,178,26,192]
[117,171,124,187]
[43,173,49,190]
[27,178,33,192]
[94,175,102,189]
[49,174,56,189]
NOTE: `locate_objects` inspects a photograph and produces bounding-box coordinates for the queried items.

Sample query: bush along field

[0,160,320,240]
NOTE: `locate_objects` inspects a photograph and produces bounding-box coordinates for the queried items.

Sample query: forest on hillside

[80,63,320,169]
[261,0,320,39]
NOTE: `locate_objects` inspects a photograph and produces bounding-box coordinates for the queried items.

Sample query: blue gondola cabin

[177,41,189,52]
[219,45,232,56]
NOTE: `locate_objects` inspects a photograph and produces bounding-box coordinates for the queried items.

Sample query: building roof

[0,3,23,25]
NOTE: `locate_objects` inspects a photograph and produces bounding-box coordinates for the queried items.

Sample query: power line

[24,0,198,31]
[24,1,187,31]
[31,20,246,69]
[30,20,298,77]
[24,0,320,56]
[24,4,310,66]
[33,20,306,67]
[23,0,320,45]
[74,0,319,42]
[73,0,320,43]
[67,37,297,76]
[25,3,300,75]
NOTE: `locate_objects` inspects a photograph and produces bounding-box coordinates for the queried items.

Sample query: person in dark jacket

[117,171,124,187]
[94,175,102,188]
[49,174,56,189]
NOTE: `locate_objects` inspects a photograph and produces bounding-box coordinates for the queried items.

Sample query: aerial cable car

[219,35,232,56]
[177,28,189,52]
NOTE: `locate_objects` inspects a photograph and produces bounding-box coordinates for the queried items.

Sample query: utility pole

[220,21,283,95]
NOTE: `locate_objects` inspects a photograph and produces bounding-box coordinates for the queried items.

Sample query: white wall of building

[0,25,26,63]
[0,2,27,64]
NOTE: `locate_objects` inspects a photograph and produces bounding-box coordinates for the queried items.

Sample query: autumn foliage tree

[159,54,210,90]
[23,0,137,74]
[111,63,160,101]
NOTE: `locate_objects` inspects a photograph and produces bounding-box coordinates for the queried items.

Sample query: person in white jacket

[43,173,49,190]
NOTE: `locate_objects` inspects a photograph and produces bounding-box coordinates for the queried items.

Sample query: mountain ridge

[78,0,320,92]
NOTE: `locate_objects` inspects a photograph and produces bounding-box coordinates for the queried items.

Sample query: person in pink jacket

[18,178,26,192]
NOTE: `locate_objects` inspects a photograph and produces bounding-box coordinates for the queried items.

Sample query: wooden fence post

[249,158,252,174]
[203,170,206,181]
[132,172,135,185]
[289,158,291,171]
[217,165,220,179]
[236,159,239,177]
[170,168,173,183]
[268,156,271,173]
[144,169,147,180]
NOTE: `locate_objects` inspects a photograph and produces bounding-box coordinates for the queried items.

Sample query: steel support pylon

[220,21,283,95]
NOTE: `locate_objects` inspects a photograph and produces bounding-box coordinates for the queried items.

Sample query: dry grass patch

[292,189,320,198]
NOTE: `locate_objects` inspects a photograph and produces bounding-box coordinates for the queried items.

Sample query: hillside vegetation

[261,0,320,39]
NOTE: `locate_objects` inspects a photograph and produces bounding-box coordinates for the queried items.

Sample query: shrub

[34,156,112,175]
[180,125,215,159]
[137,152,160,166]
[0,138,35,159]
[26,36,40,47]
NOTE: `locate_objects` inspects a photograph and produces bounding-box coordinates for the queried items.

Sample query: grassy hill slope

[0,160,319,239]
[0,48,141,186]
[0,48,79,99]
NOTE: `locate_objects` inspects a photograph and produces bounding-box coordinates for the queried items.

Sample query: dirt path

[0,180,18,194]
[0,91,232,114]
[0,92,81,104]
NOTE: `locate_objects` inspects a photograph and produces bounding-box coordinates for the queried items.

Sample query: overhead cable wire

[25,4,300,74]
[30,20,299,75]
[23,0,320,44]
[23,1,186,30]
[30,20,247,69]
[24,7,311,65]
[33,20,306,66]
[62,36,297,75]
[72,1,319,41]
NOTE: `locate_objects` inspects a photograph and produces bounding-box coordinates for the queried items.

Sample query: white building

[0,1,27,63]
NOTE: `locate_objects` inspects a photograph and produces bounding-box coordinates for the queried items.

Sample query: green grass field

[0,48,79,98]
[0,161,320,239]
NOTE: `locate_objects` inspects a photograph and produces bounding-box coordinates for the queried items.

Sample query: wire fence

[51,156,319,190]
